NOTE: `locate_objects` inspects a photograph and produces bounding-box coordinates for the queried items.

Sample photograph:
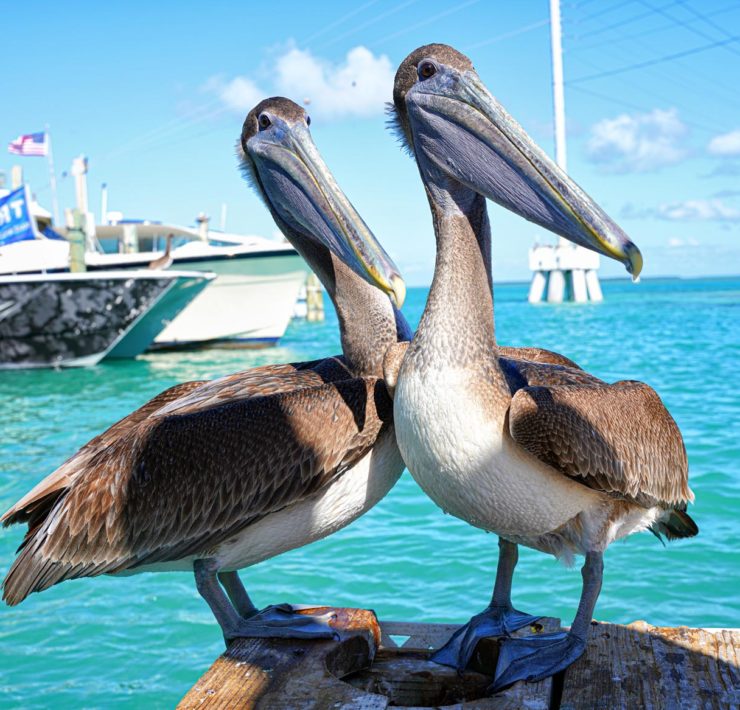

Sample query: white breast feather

[395,368,600,543]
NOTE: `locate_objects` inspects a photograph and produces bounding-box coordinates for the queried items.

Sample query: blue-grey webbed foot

[224,603,340,642]
[490,630,586,692]
[431,605,542,671]
[195,561,341,645]
[490,551,603,692]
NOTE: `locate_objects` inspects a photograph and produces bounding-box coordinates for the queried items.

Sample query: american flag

[7,132,48,157]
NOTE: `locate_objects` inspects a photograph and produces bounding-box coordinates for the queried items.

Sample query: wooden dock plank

[180,612,740,709]
[364,617,559,708]
[181,611,558,708]
[178,607,386,709]
[559,621,740,710]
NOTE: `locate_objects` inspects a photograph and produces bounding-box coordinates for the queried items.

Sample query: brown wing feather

[155,356,351,417]
[1,357,351,529]
[2,376,392,605]
[0,380,206,527]
[508,380,692,508]
[497,345,582,370]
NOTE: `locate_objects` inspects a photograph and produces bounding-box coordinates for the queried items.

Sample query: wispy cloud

[622,198,740,222]
[667,237,700,248]
[704,161,740,178]
[203,76,264,114]
[586,108,688,172]
[203,45,394,122]
[658,199,740,222]
[708,129,740,157]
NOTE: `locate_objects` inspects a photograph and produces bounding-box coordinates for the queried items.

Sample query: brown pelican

[1,98,411,644]
[349,45,697,690]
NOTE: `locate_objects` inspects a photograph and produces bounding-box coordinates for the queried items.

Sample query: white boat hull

[107,271,215,357]
[153,269,306,347]
[0,271,208,369]
[0,237,311,348]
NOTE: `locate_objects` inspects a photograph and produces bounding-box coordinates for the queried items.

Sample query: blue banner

[0,186,38,246]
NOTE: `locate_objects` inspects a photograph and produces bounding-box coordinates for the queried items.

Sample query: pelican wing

[497,345,582,370]
[0,380,206,528]
[508,381,691,507]
[155,356,351,417]
[1,358,351,529]
[2,376,392,605]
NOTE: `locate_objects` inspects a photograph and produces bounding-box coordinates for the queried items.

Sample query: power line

[371,0,481,47]
[99,101,227,162]
[568,1,739,53]
[566,0,606,10]
[301,0,382,46]
[679,0,740,47]
[569,27,740,114]
[568,36,740,84]
[563,0,740,125]
[565,0,683,41]
[638,0,740,58]
[568,40,740,128]
[569,41,740,130]
[568,84,726,135]
[566,0,740,109]
[575,0,638,25]
[317,0,422,50]
[465,18,549,51]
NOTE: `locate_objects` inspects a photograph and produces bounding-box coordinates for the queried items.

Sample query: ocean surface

[0,277,738,708]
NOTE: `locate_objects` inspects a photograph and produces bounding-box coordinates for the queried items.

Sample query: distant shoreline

[402,274,740,288]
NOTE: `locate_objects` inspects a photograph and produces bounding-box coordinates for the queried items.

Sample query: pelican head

[240,97,405,307]
[388,44,642,278]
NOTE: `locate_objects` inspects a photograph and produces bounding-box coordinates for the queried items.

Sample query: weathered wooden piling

[179,608,740,709]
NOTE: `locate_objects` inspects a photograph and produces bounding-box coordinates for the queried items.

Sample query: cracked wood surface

[179,610,739,709]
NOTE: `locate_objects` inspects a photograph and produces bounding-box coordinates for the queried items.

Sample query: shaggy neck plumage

[286,229,410,378]
[411,162,498,363]
[405,161,512,403]
[333,256,411,376]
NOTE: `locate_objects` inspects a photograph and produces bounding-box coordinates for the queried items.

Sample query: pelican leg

[194,559,339,644]
[490,551,603,693]
[218,571,257,618]
[432,538,541,670]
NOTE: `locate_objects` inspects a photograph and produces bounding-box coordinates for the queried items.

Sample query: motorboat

[0,269,213,368]
[0,186,214,365]
[2,220,309,349]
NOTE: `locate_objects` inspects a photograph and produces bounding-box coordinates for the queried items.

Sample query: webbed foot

[431,606,541,671]
[224,603,339,642]
[491,630,586,693]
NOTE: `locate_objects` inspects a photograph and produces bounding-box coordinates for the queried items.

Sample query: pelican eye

[258,114,271,130]
[306,115,311,126]
[419,61,437,80]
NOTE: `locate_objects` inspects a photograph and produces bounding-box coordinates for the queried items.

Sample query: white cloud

[218,77,264,113]
[275,46,393,120]
[586,108,688,172]
[623,198,740,223]
[657,199,740,222]
[204,46,394,122]
[667,237,699,248]
[708,129,740,156]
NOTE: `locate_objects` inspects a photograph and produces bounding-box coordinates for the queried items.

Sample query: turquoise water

[1,277,738,708]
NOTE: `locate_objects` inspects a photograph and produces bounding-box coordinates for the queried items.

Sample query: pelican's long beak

[248,122,406,307]
[406,70,642,278]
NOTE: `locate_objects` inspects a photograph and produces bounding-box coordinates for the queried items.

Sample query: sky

[2,0,739,284]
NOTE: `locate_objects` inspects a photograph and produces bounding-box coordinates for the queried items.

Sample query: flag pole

[45,124,60,225]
